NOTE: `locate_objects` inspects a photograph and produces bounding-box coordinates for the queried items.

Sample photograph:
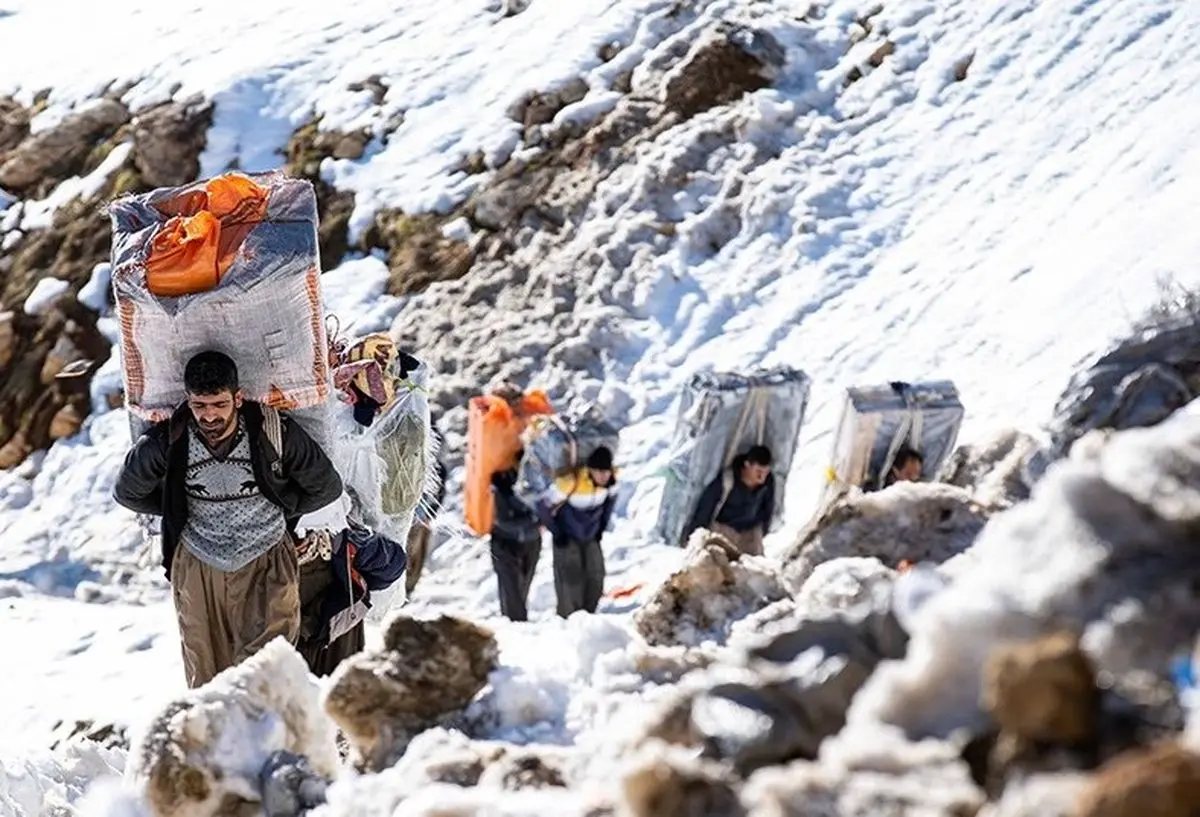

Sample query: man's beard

[199,416,234,442]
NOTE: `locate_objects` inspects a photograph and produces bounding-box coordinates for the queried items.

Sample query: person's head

[586,446,614,487]
[739,445,773,488]
[890,446,924,483]
[184,351,242,444]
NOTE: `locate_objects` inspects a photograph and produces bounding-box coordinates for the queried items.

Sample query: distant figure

[489,451,543,622]
[684,445,775,556]
[113,350,343,688]
[884,445,924,487]
[540,447,617,618]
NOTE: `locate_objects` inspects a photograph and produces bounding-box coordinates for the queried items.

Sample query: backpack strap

[262,405,284,477]
[714,468,736,522]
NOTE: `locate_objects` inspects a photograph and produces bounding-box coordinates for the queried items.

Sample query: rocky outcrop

[0,98,129,196]
[938,428,1049,509]
[782,481,990,592]
[324,614,499,771]
[131,96,213,188]
[1073,741,1200,817]
[633,531,788,648]
[661,26,784,120]
[282,117,364,272]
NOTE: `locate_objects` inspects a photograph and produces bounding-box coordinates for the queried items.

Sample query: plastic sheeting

[656,367,811,547]
[464,390,554,535]
[516,403,620,505]
[823,380,964,502]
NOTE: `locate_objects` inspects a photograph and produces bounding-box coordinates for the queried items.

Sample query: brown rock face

[323,614,499,771]
[983,631,1100,746]
[0,98,130,195]
[131,96,213,188]
[662,26,782,120]
[1074,742,1200,817]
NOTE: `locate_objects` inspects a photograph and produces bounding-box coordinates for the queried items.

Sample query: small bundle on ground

[464,385,554,535]
[656,367,811,547]
[822,380,964,501]
[516,402,621,504]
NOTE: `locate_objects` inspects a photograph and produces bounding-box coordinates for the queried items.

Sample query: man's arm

[113,428,169,516]
[281,416,344,516]
[597,492,616,544]
[682,476,722,544]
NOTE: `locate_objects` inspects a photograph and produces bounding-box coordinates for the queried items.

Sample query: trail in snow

[0,0,1198,810]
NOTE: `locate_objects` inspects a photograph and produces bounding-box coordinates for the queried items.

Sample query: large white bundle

[109,171,331,454]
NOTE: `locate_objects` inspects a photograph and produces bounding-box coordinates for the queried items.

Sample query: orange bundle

[464,389,554,535]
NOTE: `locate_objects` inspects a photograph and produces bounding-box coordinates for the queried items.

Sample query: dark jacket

[113,401,344,578]
[303,523,408,657]
[684,457,775,542]
[490,468,541,544]
[540,471,617,545]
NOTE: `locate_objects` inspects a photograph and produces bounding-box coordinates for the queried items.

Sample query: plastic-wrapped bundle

[823,380,964,502]
[109,171,332,455]
[656,367,811,547]
[516,403,620,504]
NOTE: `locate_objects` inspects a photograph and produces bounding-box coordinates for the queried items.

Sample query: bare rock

[985,631,1100,745]
[634,530,788,648]
[131,96,213,188]
[783,481,989,593]
[939,428,1048,509]
[620,749,746,817]
[662,26,784,120]
[0,310,14,370]
[508,77,590,132]
[0,95,31,155]
[49,719,128,752]
[0,98,129,194]
[1073,742,1200,817]
[363,209,474,295]
[479,751,568,791]
[324,614,499,771]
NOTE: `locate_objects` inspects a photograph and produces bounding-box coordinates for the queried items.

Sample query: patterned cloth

[179,419,288,571]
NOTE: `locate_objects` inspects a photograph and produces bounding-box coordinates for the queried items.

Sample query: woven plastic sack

[822,380,964,502]
[109,171,331,453]
[655,367,811,547]
[516,403,619,505]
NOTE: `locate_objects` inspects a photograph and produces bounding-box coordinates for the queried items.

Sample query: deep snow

[2,0,1199,812]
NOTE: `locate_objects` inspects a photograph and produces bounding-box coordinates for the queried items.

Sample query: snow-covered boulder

[838,409,1200,746]
[782,482,989,593]
[324,614,499,771]
[938,428,1049,509]
[633,530,788,648]
[118,638,339,817]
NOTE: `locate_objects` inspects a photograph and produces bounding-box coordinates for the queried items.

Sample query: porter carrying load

[823,380,964,501]
[656,367,811,547]
[515,402,621,505]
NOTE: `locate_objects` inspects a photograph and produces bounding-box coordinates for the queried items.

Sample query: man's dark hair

[893,445,924,469]
[184,351,239,396]
[745,445,772,466]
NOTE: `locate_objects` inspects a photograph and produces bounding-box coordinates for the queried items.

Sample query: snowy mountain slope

[0,0,1198,812]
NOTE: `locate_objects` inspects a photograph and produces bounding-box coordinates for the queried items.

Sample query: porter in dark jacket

[540,447,617,618]
[490,464,543,621]
[684,446,774,556]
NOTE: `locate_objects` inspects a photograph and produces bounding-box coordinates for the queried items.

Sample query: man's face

[188,389,242,444]
[589,468,613,488]
[892,456,923,483]
[741,461,771,488]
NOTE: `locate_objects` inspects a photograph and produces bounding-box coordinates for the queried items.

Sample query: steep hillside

[1,0,1199,814]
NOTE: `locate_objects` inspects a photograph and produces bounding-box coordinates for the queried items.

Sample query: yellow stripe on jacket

[545,467,616,510]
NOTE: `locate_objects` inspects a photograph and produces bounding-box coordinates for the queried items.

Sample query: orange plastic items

[144,173,270,297]
[464,390,554,535]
